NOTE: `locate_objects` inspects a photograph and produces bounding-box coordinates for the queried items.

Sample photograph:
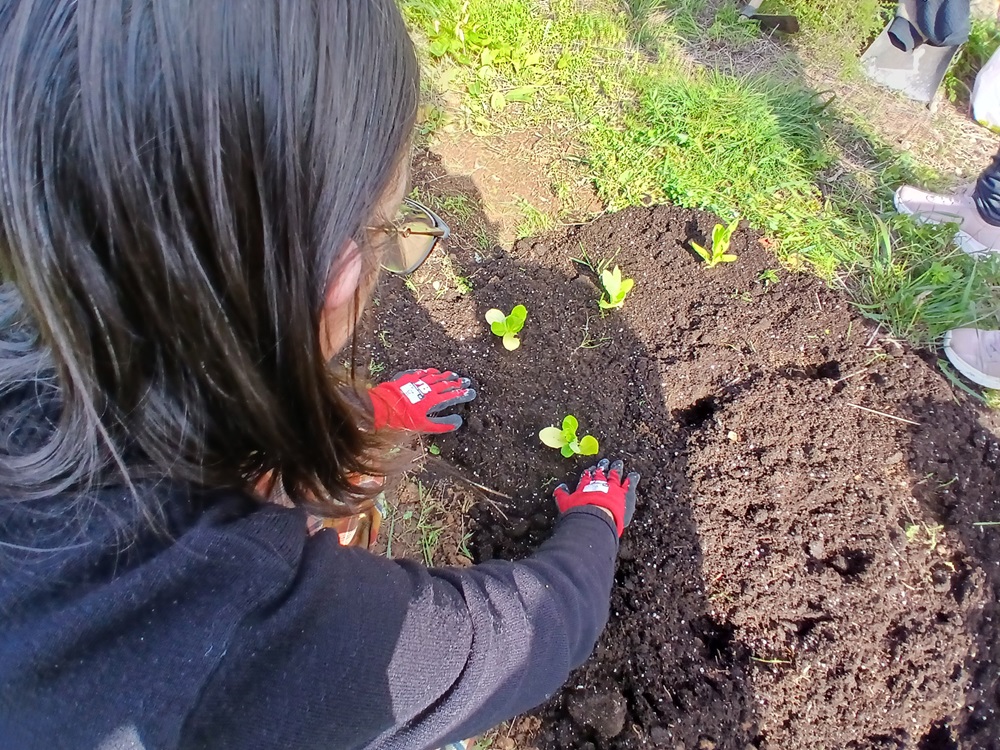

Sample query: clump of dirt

[367,169,1000,749]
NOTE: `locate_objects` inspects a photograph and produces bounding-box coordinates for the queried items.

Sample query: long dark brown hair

[0,0,418,525]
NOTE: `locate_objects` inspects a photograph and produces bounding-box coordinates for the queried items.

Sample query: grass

[515,198,554,238]
[945,18,1000,107]
[403,0,1000,352]
[414,480,445,567]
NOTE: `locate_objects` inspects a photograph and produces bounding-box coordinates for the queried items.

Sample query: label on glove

[582,480,610,494]
[400,380,432,404]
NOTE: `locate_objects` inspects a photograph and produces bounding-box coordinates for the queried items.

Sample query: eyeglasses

[374,199,450,275]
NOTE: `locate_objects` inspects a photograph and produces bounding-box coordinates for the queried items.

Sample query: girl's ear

[324,240,363,312]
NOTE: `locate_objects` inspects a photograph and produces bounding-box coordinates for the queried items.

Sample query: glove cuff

[556,493,624,537]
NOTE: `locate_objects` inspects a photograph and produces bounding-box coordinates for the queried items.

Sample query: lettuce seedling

[485,305,527,351]
[691,217,740,268]
[599,265,635,310]
[539,415,600,458]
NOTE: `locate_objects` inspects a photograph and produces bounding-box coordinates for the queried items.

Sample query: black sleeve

[184,506,618,750]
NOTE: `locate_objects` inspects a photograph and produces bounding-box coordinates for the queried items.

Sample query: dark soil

[365,153,1000,750]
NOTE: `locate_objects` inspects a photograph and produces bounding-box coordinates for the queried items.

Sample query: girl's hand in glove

[368,368,477,434]
[554,459,639,537]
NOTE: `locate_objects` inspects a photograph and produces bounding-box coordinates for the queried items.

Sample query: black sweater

[0,484,618,750]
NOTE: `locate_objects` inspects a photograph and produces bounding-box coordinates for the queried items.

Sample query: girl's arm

[183,505,619,750]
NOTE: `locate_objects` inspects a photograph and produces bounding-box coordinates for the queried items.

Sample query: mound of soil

[366,166,1000,749]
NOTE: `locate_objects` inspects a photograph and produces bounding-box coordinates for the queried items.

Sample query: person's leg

[974,150,1000,227]
[894,153,1000,256]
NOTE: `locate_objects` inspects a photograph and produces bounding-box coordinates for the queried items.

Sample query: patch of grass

[404,0,1000,349]
[515,198,554,238]
[436,193,477,222]
[857,217,1000,346]
[945,18,1000,105]
[401,0,640,134]
[777,0,888,70]
[415,481,445,567]
[587,72,848,270]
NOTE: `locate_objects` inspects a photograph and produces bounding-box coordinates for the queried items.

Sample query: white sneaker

[943,328,1000,389]
[894,185,1000,258]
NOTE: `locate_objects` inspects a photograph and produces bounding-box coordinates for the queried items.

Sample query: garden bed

[366,161,1000,749]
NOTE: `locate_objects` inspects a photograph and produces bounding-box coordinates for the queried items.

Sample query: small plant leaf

[712,223,726,250]
[490,91,507,111]
[600,268,618,296]
[561,414,579,438]
[490,320,507,337]
[690,241,711,262]
[485,309,506,325]
[539,426,567,449]
[721,254,738,263]
[510,304,528,324]
[502,333,521,351]
[560,445,576,458]
[598,297,615,310]
[578,435,600,455]
[620,278,635,296]
[428,444,441,456]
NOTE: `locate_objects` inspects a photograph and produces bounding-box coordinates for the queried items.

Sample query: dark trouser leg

[975,150,1000,227]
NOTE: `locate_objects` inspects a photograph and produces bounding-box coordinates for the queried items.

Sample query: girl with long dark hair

[0,2,638,748]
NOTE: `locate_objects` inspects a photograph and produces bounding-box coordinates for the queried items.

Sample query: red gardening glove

[368,368,477,434]
[554,459,640,537]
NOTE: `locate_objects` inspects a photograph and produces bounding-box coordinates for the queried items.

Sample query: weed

[905,522,945,552]
[938,360,989,405]
[986,390,1000,411]
[539,414,600,458]
[475,227,494,252]
[415,481,445,567]
[515,198,554,239]
[428,443,441,456]
[437,254,474,295]
[691,218,740,268]
[437,193,477,222]
[368,358,387,378]
[485,304,528,351]
[570,246,614,277]
[599,265,636,310]
[578,314,612,350]
[458,531,474,561]
[759,269,780,287]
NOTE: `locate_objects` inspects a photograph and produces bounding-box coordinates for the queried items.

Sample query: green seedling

[599,265,635,310]
[485,304,527,351]
[691,217,740,268]
[539,415,600,458]
[759,269,780,287]
[428,444,441,456]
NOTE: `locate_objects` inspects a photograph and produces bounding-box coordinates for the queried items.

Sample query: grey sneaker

[894,185,1000,258]
[943,328,1000,389]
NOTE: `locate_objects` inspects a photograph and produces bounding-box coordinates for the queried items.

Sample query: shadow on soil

[900,391,1000,749]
